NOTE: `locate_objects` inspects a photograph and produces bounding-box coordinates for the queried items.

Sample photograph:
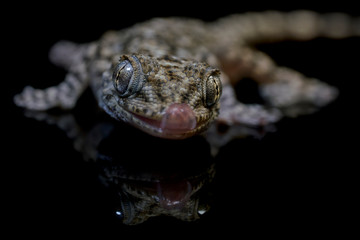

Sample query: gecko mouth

[130,103,201,139]
[157,179,192,209]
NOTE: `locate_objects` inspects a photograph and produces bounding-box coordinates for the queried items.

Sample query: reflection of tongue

[157,179,192,209]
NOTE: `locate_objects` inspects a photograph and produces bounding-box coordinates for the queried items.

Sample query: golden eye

[204,74,222,107]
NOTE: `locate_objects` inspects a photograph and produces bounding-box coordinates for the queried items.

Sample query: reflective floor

[6,3,358,237]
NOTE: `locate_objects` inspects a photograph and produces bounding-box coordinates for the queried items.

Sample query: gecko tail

[214,11,360,44]
[284,11,360,40]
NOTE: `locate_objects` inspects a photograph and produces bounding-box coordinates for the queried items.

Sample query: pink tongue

[157,180,192,209]
[160,103,196,133]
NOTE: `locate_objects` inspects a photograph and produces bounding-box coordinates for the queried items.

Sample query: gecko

[14,11,360,139]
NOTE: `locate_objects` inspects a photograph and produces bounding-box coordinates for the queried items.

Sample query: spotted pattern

[14,11,357,138]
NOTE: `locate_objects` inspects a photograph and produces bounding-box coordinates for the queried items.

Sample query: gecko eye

[112,55,145,97]
[113,60,133,96]
[204,73,222,107]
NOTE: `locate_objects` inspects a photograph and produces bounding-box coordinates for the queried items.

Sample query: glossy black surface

[6,2,358,237]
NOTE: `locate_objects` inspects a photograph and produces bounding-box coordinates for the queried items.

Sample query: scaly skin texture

[100,54,221,138]
[14,11,359,139]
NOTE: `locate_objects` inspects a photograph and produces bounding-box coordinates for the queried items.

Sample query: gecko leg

[259,67,338,116]
[14,71,88,110]
[14,41,91,110]
[219,47,338,118]
[218,83,282,126]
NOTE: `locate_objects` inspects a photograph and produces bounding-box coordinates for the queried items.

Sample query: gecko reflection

[24,111,216,225]
[98,151,215,225]
[93,122,216,225]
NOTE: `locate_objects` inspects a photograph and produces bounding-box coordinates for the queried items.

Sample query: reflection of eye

[112,55,144,97]
[204,74,222,107]
[113,60,133,96]
[114,209,124,221]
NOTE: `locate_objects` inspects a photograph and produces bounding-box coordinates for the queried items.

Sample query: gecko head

[101,54,222,139]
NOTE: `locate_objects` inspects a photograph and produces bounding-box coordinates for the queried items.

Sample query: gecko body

[14,11,359,139]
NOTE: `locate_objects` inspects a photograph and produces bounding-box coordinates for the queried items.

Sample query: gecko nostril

[160,103,197,133]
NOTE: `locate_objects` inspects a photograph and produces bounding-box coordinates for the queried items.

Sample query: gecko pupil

[113,60,133,95]
[205,75,221,107]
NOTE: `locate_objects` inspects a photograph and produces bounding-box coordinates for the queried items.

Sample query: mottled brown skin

[99,53,221,139]
[14,11,359,139]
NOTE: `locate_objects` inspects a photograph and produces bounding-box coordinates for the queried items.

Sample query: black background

[5,1,359,238]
